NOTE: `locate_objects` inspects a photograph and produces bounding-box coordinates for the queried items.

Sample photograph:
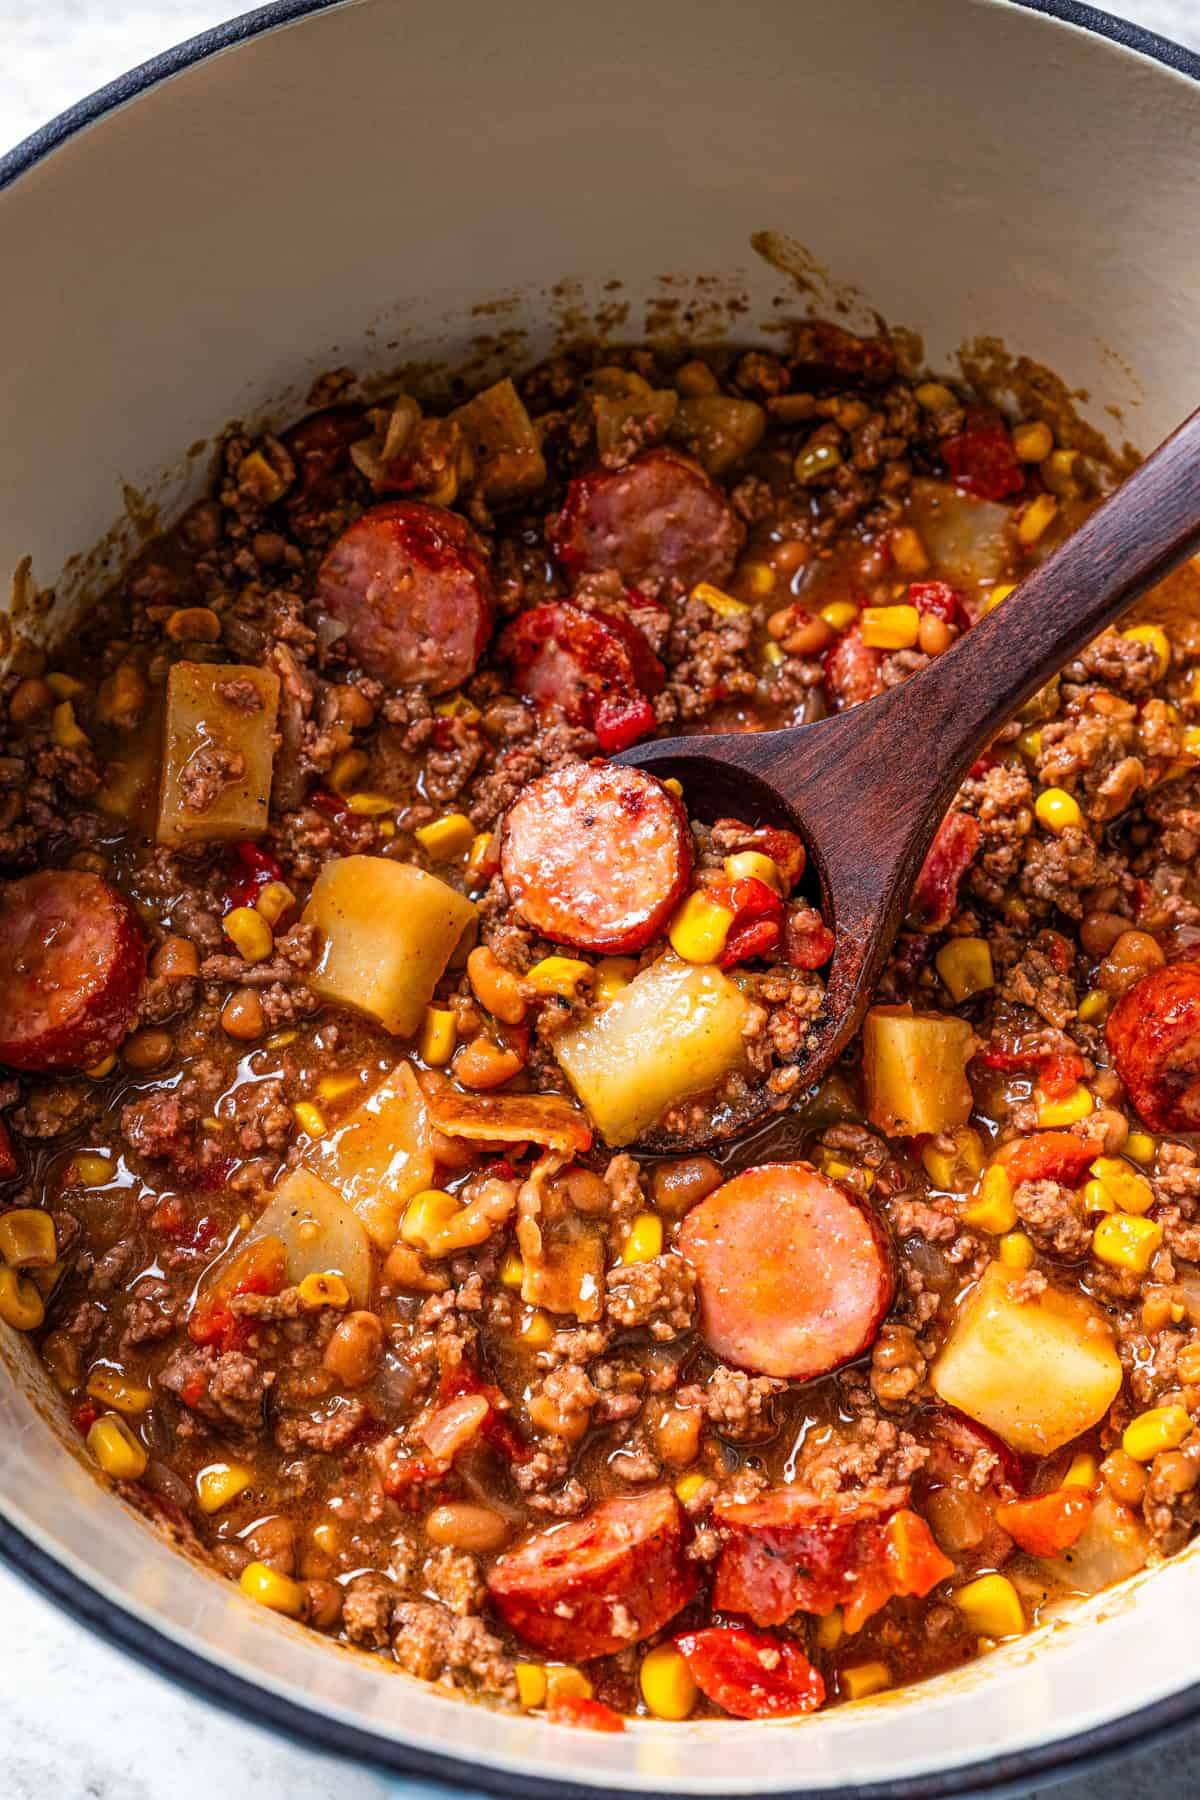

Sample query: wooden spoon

[618,406,1200,1151]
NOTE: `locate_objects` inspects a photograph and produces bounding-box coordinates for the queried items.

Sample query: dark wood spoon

[617,405,1200,1152]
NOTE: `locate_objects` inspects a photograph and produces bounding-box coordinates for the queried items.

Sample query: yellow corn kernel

[415,812,475,859]
[859,604,920,650]
[86,1053,117,1079]
[1035,1084,1093,1128]
[329,749,369,794]
[842,1661,891,1701]
[723,851,783,893]
[71,1153,115,1187]
[594,957,638,1004]
[52,699,89,749]
[1126,1132,1157,1165]
[820,600,859,632]
[515,1664,548,1709]
[239,1560,305,1617]
[1013,421,1054,463]
[963,1166,1017,1235]
[297,1271,351,1310]
[762,640,786,668]
[1123,1403,1192,1463]
[1089,1156,1154,1216]
[345,791,395,816]
[954,1574,1024,1639]
[196,1461,254,1514]
[815,1609,844,1651]
[0,1209,57,1269]
[499,1251,525,1289]
[1082,1179,1115,1217]
[1122,624,1171,680]
[291,1100,326,1140]
[224,905,274,964]
[740,562,776,599]
[985,582,1018,613]
[87,1412,147,1481]
[526,955,591,998]
[1063,1453,1099,1490]
[309,1519,339,1556]
[669,890,734,964]
[823,1157,854,1181]
[1035,787,1083,835]
[640,1643,698,1720]
[623,1213,664,1264]
[419,1006,456,1068]
[1017,494,1058,546]
[46,670,84,699]
[693,581,750,618]
[997,1231,1036,1270]
[921,1125,986,1194]
[1017,728,1043,761]
[520,1308,554,1348]
[265,1029,297,1050]
[891,527,929,576]
[86,1369,153,1414]
[544,1665,593,1702]
[316,1072,361,1104]
[379,817,397,837]
[1077,989,1109,1024]
[401,1189,459,1250]
[935,937,994,1003]
[1184,726,1200,759]
[675,1472,708,1505]
[435,692,482,723]
[1092,1212,1162,1275]
[255,881,295,927]
[662,778,683,798]
[465,831,495,886]
[0,1267,44,1330]
[916,381,957,411]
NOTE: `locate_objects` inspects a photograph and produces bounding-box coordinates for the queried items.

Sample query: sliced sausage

[1106,960,1200,1131]
[486,1487,695,1658]
[500,762,692,954]
[499,600,664,754]
[548,448,744,595]
[678,1162,894,1380]
[823,625,883,710]
[282,405,364,508]
[674,1627,825,1719]
[0,871,146,1072]
[315,500,494,693]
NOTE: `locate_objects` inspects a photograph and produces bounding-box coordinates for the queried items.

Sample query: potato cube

[303,855,476,1038]
[862,1005,975,1136]
[552,953,753,1147]
[931,1261,1123,1454]
[451,377,546,503]
[157,662,279,847]
[306,1062,434,1248]
[246,1167,371,1303]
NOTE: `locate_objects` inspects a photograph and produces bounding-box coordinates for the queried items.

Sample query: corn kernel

[239,1560,305,1617]
[640,1643,698,1720]
[623,1213,663,1264]
[842,1661,891,1701]
[419,1006,456,1067]
[515,1664,548,1709]
[1092,1212,1162,1275]
[402,1189,459,1250]
[693,581,749,618]
[520,1308,553,1348]
[915,382,957,410]
[0,1267,44,1330]
[1089,1156,1154,1215]
[815,1609,844,1651]
[985,582,1018,612]
[1035,787,1083,835]
[1035,1084,1093,1128]
[1082,1179,1115,1216]
[859,604,920,650]
[87,1412,147,1481]
[196,1461,254,1513]
[86,1053,117,1079]
[434,692,482,723]
[86,1369,153,1414]
[1013,421,1054,463]
[265,1029,297,1050]
[499,1251,525,1289]
[594,957,637,1004]
[669,890,734,964]
[675,1472,708,1505]
[662,778,684,798]
[291,1100,326,1140]
[820,600,859,632]
[1077,989,1109,1024]
[329,749,369,793]
[1184,727,1200,758]
[52,699,89,749]
[1122,624,1171,680]
[297,1271,351,1310]
[45,670,84,699]
[1063,1453,1099,1490]
[345,791,395,816]
[954,1574,1024,1638]
[224,905,274,964]
[465,831,495,887]
[921,1126,986,1194]
[73,1153,117,1189]
[762,640,786,668]
[1017,728,1043,761]
[935,937,994,1003]
[1123,1403,1193,1463]
[891,527,929,576]
[1017,493,1058,546]
[415,812,475,859]
[526,955,591,998]
[963,1166,1017,1235]
[723,851,783,893]
[316,1072,361,1103]
[1126,1132,1157,1165]
[740,561,776,599]
[545,1665,593,1702]
[309,1519,339,1555]
[0,1209,57,1270]
[255,880,295,926]
[997,1231,1036,1270]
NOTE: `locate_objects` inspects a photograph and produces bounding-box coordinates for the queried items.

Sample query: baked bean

[323,1310,384,1388]
[653,1404,703,1467]
[8,678,53,725]
[1101,1448,1147,1506]
[466,946,527,1025]
[782,613,836,656]
[771,538,810,575]
[150,935,200,979]
[1089,1106,1129,1154]
[244,1513,296,1574]
[425,1503,511,1552]
[674,360,719,396]
[558,1165,611,1216]
[165,607,221,643]
[1150,1450,1200,1497]
[1097,929,1166,996]
[453,1036,524,1090]
[1080,911,1130,958]
[329,684,375,729]
[303,1578,343,1630]
[917,615,952,657]
[652,1156,722,1215]
[252,531,286,566]
[1178,1342,1200,1384]
[122,1029,174,1071]
[221,988,266,1041]
[177,499,222,553]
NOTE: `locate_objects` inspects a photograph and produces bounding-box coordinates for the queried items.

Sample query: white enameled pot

[1,2,1199,1792]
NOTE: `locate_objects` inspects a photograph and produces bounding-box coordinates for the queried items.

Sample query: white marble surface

[3,3,1200,1797]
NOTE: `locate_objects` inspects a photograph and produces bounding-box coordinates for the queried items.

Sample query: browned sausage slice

[315,500,494,693]
[678,1162,894,1380]
[548,448,744,595]
[500,762,692,954]
[1106,959,1200,1131]
[0,871,147,1072]
[486,1487,696,1657]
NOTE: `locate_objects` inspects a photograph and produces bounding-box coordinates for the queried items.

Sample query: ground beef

[605,1254,696,1339]
[684,1366,785,1442]
[342,1572,397,1648]
[1013,1179,1092,1259]
[159,1346,273,1433]
[390,1602,516,1699]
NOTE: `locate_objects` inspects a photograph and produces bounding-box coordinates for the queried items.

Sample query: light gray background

[2,2,1199,1796]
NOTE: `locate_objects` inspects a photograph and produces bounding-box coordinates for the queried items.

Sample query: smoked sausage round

[0,870,146,1072]
[548,448,744,595]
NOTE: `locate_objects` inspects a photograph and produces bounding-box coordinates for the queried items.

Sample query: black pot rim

[1,0,1199,1792]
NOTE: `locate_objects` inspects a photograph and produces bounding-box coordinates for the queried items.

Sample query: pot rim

[1,0,1199,1792]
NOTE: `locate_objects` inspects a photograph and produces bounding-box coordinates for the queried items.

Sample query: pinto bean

[323,1311,384,1388]
[425,1503,511,1553]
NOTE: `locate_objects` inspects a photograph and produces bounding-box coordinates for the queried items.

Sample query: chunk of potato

[593,388,679,459]
[909,478,1011,590]
[1037,1492,1149,1595]
[157,661,279,847]
[241,1167,370,1303]
[451,377,546,503]
[303,855,476,1038]
[931,1261,1123,1454]
[674,394,766,478]
[552,953,753,1147]
[306,1062,434,1248]
[862,1004,974,1136]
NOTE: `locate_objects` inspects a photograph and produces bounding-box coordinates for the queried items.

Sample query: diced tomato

[675,1627,825,1720]
[1039,1052,1086,1101]
[909,580,969,628]
[824,626,883,711]
[593,693,656,755]
[1001,1131,1095,1187]
[785,905,836,970]
[545,1695,625,1733]
[718,822,807,890]
[225,840,286,915]
[439,1361,529,1463]
[969,751,1000,779]
[996,1488,1094,1557]
[310,788,353,824]
[709,876,785,969]
[884,1508,956,1597]
[381,1451,449,1499]
[0,1119,17,1181]
[941,409,1024,502]
[977,1048,1084,1102]
[71,1400,99,1435]
[910,811,981,931]
[180,1369,209,1409]
[150,1195,187,1235]
[188,1236,287,1352]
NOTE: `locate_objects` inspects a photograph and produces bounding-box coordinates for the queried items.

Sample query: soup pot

[1,0,1199,1792]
